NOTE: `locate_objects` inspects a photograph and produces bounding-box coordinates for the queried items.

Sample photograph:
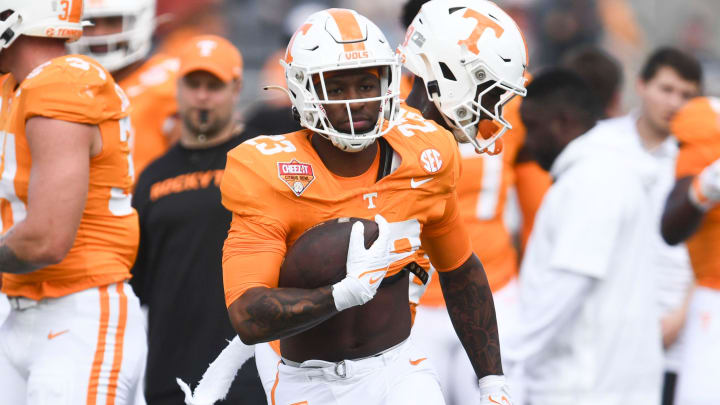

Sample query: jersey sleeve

[672,97,720,178]
[222,214,287,307]
[20,56,126,125]
[421,190,473,272]
[221,145,287,220]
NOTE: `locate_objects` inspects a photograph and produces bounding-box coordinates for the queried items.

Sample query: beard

[183,109,231,140]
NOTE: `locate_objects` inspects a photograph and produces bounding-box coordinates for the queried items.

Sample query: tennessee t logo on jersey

[278,159,315,196]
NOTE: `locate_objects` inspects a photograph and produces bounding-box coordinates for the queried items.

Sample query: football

[278,217,379,289]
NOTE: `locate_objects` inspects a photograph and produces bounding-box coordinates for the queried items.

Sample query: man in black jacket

[131,34,265,405]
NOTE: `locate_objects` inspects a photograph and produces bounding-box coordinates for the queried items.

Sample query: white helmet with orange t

[66,0,155,72]
[0,0,85,52]
[281,8,401,152]
[398,0,528,153]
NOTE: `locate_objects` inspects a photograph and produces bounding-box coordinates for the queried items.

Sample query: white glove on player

[332,214,415,311]
[478,375,513,405]
[690,157,720,209]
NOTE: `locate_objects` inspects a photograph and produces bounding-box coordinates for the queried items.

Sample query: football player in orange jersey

[218,8,510,405]
[68,0,180,177]
[397,1,530,403]
[0,2,146,405]
[662,97,720,404]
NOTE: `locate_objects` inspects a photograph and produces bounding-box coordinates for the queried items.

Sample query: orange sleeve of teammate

[21,58,125,124]
[515,160,551,249]
[676,143,720,179]
[222,214,288,307]
[421,192,473,272]
[673,97,720,178]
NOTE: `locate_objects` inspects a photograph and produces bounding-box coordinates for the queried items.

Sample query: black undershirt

[131,133,265,404]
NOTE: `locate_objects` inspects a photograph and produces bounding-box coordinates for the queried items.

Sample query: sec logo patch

[420,149,442,173]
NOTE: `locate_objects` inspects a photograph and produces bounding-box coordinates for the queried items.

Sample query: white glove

[478,375,513,405]
[332,214,414,311]
[690,157,720,209]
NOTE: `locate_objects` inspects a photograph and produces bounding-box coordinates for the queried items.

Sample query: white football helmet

[281,8,401,152]
[0,0,85,53]
[66,0,155,72]
[398,0,528,153]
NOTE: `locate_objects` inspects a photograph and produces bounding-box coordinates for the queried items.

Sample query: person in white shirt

[504,69,664,405]
[629,47,701,405]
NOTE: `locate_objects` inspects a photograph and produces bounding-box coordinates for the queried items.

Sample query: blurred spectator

[615,46,701,405]
[70,0,180,177]
[530,0,602,68]
[506,69,663,405]
[562,45,623,118]
[130,36,265,405]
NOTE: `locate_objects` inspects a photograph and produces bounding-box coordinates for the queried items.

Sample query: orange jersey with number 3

[673,96,720,289]
[220,106,473,307]
[0,55,139,300]
[119,53,179,177]
[419,95,551,307]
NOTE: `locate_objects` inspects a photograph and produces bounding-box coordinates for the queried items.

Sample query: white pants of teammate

[410,278,519,405]
[267,339,444,405]
[255,342,281,404]
[674,286,720,405]
[0,282,147,405]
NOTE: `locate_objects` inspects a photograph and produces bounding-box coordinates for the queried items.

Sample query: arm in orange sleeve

[422,193,503,379]
[421,192,473,272]
[514,159,552,251]
[224,214,339,344]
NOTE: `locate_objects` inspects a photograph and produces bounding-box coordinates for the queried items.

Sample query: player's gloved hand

[478,375,513,405]
[690,157,720,209]
[332,214,414,311]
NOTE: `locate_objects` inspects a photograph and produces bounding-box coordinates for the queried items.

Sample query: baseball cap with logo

[177,35,243,83]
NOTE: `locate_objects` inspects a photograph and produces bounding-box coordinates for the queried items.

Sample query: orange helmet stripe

[69,0,84,23]
[285,23,312,63]
[327,9,366,52]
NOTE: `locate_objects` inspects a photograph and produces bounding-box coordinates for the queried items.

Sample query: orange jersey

[673,96,720,289]
[119,53,179,177]
[0,55,139,300]
[220,106,473,307]
[419,94,551,307]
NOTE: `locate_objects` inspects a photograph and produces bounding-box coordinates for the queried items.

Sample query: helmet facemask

[284,61,401,153]
[67,1,154,72]
[435,61,526,154]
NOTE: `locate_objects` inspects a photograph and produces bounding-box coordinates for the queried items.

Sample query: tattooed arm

[227,286,338,344]
[439,254,503,378]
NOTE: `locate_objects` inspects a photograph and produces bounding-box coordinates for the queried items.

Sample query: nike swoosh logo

[409,357,427,366]
[369,275,383,284]
[48,330,69,340]
[410,177,433,188]
[488,395,510,405]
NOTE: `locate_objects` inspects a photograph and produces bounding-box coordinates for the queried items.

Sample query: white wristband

[332,277,369,311]
[478,374,506,392]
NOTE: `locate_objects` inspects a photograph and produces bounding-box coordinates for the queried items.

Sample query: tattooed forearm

[439,254,503,377]
[0,232,38,274]
[229,286,338,344]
